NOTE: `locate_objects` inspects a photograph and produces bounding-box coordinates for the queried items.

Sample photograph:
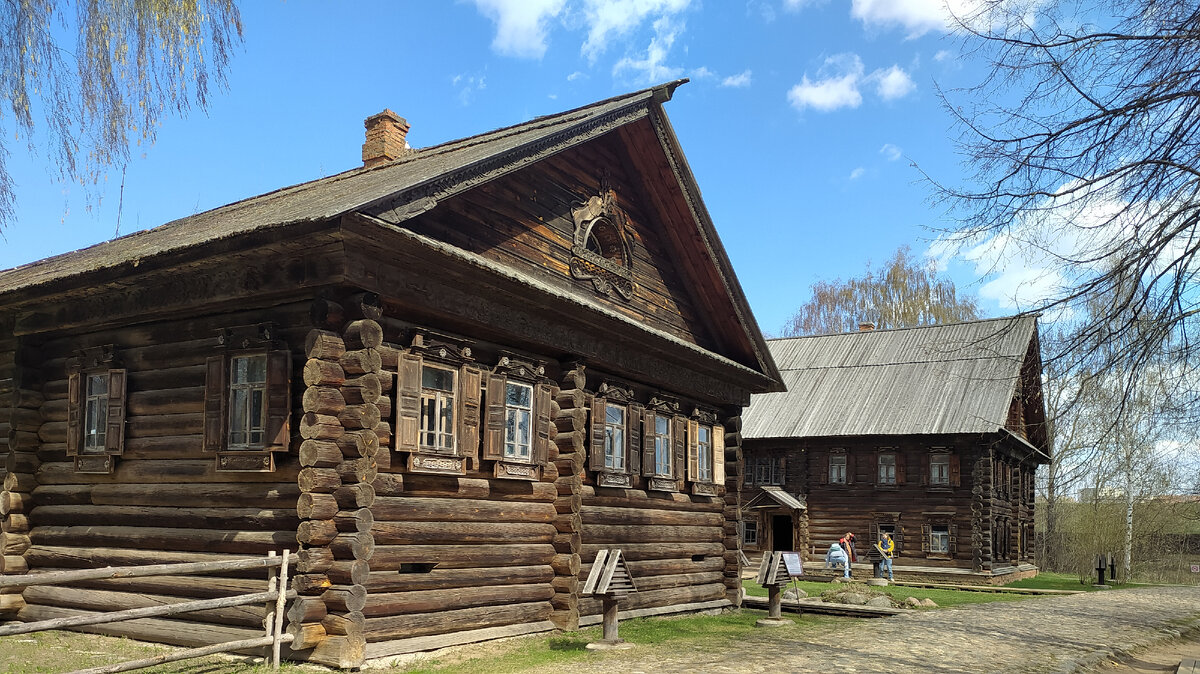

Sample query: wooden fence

[0,550,294,673]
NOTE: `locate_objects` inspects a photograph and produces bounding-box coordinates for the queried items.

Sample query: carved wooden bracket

[569,176,635,300]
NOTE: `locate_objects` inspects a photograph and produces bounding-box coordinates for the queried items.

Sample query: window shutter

[950,454,961,487]
[589,396,607,472]
[950,524,958,555]
[265,351,291,451]
[641,409,655,476]
[105,369,127,454]
[66,371,81,457]
[458,364,482,462]
[921,524,931,553]
[483,373,507,461]
[894,527,903,553]
[712,423,725,486]
[869,521,878,543]
[896,455,906,485]
[845,453,854,485]
[396,352,422,453]
[533,382,552,465]
[686,419,699,482]
[203,355,227,453]
[818,453,828,485]
[920,453,929,486]
[672,415,687,486]
[627,403,643,476]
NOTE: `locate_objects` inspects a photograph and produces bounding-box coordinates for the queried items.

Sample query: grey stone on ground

[920,598,938,608]
[782,588,807,600]
[523,585,1200,674]
[903,596,921,608]
[841,592,870,605]
[866,596,893,608]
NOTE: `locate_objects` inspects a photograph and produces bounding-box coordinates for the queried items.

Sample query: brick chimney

[858,322,876,332]
[362,109,410,168]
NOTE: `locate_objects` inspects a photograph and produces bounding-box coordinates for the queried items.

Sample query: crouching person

[825,541,850,579]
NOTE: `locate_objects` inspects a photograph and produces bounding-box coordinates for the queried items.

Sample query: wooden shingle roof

[742,315,1039,440]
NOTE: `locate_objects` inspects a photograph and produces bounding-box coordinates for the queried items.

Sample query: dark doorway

[771,514,793,551]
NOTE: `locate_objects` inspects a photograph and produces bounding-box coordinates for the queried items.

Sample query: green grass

[1004,571,1113,592]
[393,610,845,673]
[0,630,286,674]
[742,578,1034,608]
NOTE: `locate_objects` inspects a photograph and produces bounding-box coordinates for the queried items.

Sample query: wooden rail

[0,550,294,672]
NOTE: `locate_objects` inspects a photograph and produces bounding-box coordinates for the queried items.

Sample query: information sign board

[782,551,804,577]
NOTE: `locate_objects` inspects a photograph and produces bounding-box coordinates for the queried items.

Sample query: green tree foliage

[781,245,980,336]
[0,0,243,229]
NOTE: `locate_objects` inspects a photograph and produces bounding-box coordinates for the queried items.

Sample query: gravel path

[535,586,1200,674]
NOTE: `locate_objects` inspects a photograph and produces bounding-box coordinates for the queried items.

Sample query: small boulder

[783,588,808,600]
[866,596,893,608]
[903,596,921,608]
[920,598,938,608]
[832,577,851,584]
[843,592,870,605]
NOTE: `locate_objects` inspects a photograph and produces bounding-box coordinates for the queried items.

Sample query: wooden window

[921,518,957,556]
[68,362,127,473]
[742,521,758,546]
[503,381,533,460]
[687,419,725,495]
[605,404,627,471]
[651,414,672,476]
[695,425,713,482]
[482,361,551,480]
[204,348,290,471]
[877,453,896,485]
[829,454,847,484]
[929,525,950,553]
[419,364,457,453]
[930,453,950,486]
[750,456,783,485]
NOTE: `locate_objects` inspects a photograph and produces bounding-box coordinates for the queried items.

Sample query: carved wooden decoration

[570,177,635,300]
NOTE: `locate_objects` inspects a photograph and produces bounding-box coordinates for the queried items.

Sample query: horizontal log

[127,387,205,416]
[305,330,347,360]
[364,565,553,594]
[551,553,580,577]
[624,556,727,577]
[3,472,37,493]
[3,533,31,555]
[330,532,374,561]
[370,544,556,571]
[553,514,581,534]
[579,542,725,562]
[373,420,391,450]
[299,467,341,493]
[66,575,270,600]
[553,532,580,554]
[4,451,39,474]
[370,496,556,524]
[300,439,342,468]
[338,404,380,431]
[4,513,30,533]
[304,359,345,387]
[371,521,555,546]
[362,600,551,641]
[333,484,375,509]
[297,520,339,546]
[582,490,722,513]
[3,555,28,574]
[309,634,364,670]
[33,483,301,507]
[337,430,379,459]
[38,421,67,443]
[0,490,25,517]
[21,585,267,629]
[302,386,346,415]
[335,508,374,533]
[297,492,339,521]
[292,573,332,595]
[328,559,370,585]
[554,493,582,514]
[580,505,723,527]
[581,524,722,544]
[632,571,725,592]
[30,526,296,554]
[343,320,383,351]
[0,593,27,615]
[336,458,377,485]
[36,460,301,485]
[296,547,335,574]
[321,611,364,637]
[11,408,42,432]
[374,395,392,420]
[340,374,380,405]
[288,596,328,622]
[29,505,300,531]
[323,584,367,612]
[288,621,327,650]
[363,583,553,618]
[549,591,577,612]
[16,604,269,651]
[300,413,343,441]
[339,349,381,376]
[126,413,204,439]
[578,582,726,617]
[10,431,39,450]
[551,576,577,594]
[374,474,557,502]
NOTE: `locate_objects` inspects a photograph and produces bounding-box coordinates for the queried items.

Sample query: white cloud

[872,64,916,100]
[472,0,567,59]
[879,143,902,161]
[454,74,488,106]
[612,16,684,84]
[849,167,865,180]
[933,49,951,62]
[721,70,752,88]
[784,0,829,10]
[787,53,865,112]
[581,0,692,63]
[567,71,584,81]
[691,66,716,79]
[850,0,1044,39]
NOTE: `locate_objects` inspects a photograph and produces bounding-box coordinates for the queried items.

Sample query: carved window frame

[203,324,291,473]
[641,396,684,493]
[569,178,636,301]
[67,345,126,474]
[396,330,480,477]
[483,353,552,481]
[589,381,641,489]
[686,407,724,496]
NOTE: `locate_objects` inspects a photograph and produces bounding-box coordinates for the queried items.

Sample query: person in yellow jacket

[876,532,895,581]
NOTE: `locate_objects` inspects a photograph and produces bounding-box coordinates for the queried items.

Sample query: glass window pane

[422,366,455,392]
[250,390,265,431]
[230,389,247,443]
[606,405,624,426]
[655,415,668,435]
[507,382,531,408]
[232,357,248,384]
[88,374,107,396]
[246,355,267,383]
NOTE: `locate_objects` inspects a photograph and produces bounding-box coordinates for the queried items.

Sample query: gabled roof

[742,315,1040,440]
[0,81,781,391]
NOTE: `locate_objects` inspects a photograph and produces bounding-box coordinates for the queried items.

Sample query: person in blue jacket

[825,541,850,578]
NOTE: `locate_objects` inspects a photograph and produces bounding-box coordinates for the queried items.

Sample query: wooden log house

[0,80,783,667]
[740,317,1050,582]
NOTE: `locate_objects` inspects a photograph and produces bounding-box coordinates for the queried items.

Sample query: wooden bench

[1178,658,1199,674]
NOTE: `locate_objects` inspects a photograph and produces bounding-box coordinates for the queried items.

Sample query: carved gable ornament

[570,179,635,300]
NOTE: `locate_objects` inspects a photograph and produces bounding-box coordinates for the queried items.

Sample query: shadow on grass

[547,636,590,651]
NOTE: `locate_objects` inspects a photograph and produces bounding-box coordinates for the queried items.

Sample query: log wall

[0,334,35,616]
[14,299,311,646]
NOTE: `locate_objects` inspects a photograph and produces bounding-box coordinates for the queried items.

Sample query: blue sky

[2,0,1030,337]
